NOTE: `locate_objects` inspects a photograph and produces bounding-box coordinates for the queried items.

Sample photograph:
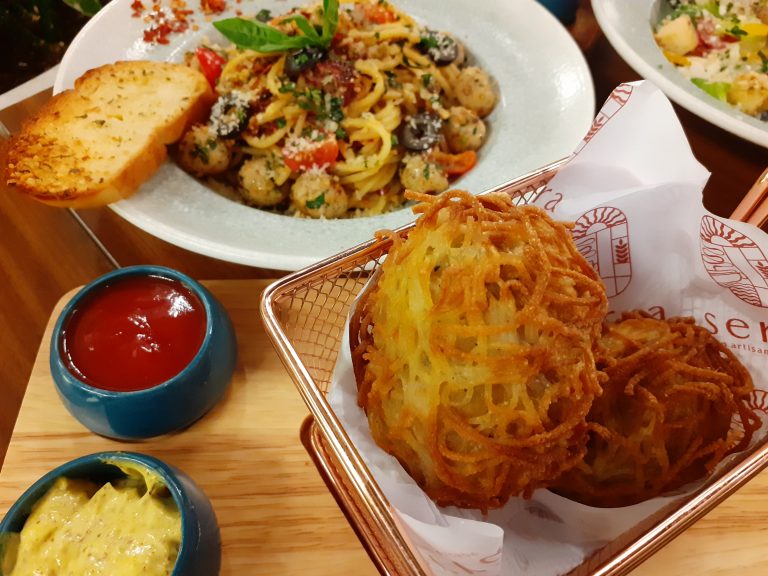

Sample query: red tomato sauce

[61,275,207,392]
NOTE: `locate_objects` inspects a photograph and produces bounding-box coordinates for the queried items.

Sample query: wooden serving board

[0,280,377,576]
[2,279,767,575]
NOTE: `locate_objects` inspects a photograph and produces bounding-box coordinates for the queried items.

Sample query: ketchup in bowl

[60,275,207,392]
[51,266,236,440]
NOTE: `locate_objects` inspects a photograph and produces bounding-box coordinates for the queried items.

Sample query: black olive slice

[284,46,328,81]
[209,92,250,138]
[400,112,443,151]
[417,30,458,66]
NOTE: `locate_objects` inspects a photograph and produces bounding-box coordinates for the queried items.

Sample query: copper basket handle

[730,167,768,226]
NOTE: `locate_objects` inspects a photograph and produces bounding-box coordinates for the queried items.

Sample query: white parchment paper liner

[328,81,768,575]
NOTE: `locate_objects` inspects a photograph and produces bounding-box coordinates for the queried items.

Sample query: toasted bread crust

[4,60,215,208]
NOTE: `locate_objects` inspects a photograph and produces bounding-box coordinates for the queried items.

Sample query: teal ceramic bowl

[537,0,578,23]
[0,451,220,575]
[50,265,237,441]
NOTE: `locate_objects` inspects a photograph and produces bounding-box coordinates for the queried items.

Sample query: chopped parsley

[422,73,432,87]
[422,163,431,180]
[306,192,326,209]
[385,70,401,88]
[669,4,701,20]
[276,118,287,128]
[327,95,345,122]
[191,138,220,164]
[294,88,344,122]
[335,126,348,139]
[418,35,439,50]
[390,134,399,146]
[760,51,768,73]
[728,24,747,36]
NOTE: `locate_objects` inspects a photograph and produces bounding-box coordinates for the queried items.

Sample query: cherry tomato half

[196,47,226,87]
[363,2,397,24]
[283,136,340,171]
[432,150,477,176]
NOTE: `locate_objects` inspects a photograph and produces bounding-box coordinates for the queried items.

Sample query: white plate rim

[592,0,768,149]
[55,0,596,271]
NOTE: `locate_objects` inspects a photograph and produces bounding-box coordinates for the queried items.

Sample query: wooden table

[0,280,377,576]
[1,3,767,574]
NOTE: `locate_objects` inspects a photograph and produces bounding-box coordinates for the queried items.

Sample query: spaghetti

[350,191,608,510]
[176,0,497,218]
[553,311,759,508]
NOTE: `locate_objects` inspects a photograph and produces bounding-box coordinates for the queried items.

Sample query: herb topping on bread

[3,60,214,207]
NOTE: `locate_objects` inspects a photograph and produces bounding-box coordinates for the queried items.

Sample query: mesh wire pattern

[259,158,768,576]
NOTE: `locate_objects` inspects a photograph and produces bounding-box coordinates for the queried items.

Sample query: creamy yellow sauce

[2,462,181,576]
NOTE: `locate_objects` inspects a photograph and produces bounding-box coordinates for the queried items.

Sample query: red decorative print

[532,186,563,214]
[700,216,768,308]
[572,207,631,297]
[746,390,768,416]
[573,83,634,156]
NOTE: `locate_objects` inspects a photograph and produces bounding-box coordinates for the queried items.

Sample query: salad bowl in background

[593,0,768,148]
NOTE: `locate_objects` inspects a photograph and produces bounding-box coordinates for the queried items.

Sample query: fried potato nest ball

[350,190,608,510]
[553,311,759,508]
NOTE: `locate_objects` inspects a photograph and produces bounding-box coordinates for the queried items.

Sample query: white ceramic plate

[56,0,594,270]
[593,0,768,149]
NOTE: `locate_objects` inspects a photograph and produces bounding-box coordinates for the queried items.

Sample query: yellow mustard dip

[2,462,181,576]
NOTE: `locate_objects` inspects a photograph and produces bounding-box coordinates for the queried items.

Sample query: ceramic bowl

[50,265,237,440]
[592,0,768,148]
[0,451,220,576]
[537,0,579,23]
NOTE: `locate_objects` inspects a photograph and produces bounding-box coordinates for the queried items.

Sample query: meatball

[177,124,231,177]
[238,157,287,207]
[291,171,349,218]
[443,106,486,153]
[454,67,497,118]
[400,154,449,194]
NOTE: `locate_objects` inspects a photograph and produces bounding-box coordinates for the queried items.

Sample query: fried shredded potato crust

[553,311,760,508]
[350,190,608,510]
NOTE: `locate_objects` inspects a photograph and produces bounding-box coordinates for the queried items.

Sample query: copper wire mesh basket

[260,158,768,576]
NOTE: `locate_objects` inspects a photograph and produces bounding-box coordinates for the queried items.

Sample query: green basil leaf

[62,0,103,17]
[213,18,313,52]
[282,14,322,41]
[321,0,340,46]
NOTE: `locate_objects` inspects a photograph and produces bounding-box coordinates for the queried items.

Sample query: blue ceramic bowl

[0,452,220,575]
[50,265,237,440]
[537,0,579,23]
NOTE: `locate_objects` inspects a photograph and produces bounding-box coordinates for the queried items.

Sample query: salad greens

[213,0,339,53]
[691,78,731,102]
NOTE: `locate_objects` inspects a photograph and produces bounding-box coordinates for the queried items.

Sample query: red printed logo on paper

[746,390,768,417]
[573,83,634,156]
[700,216,768,308]
[572,207,631,297]
[532,185,563,214]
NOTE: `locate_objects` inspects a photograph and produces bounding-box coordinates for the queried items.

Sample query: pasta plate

[56,0,594,270]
